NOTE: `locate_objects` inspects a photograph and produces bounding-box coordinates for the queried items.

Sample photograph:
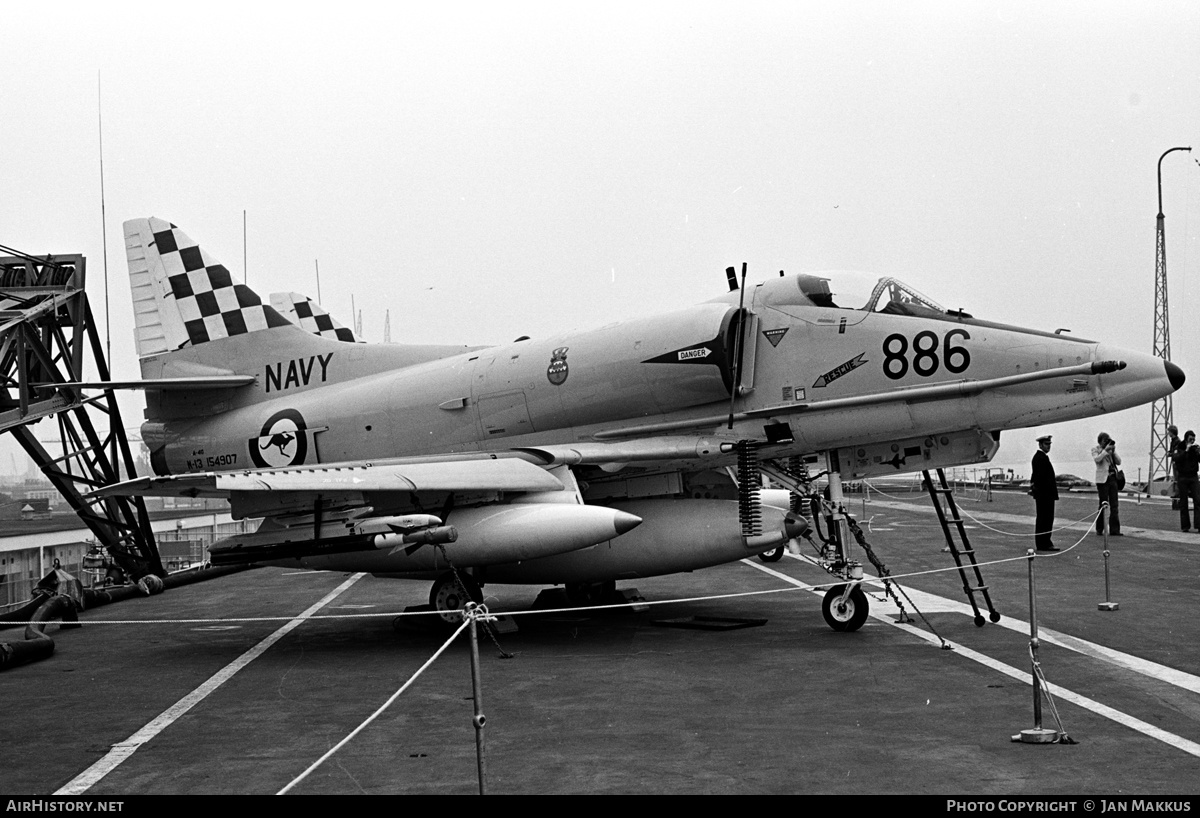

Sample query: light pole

[1148,146,1191,497]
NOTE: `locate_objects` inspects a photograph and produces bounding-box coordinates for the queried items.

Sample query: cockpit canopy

[742,269,1090,342]
[768,272,945,314]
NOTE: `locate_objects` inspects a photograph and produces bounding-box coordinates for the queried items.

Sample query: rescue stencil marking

[678,347,712,361]
[812,353,867,388]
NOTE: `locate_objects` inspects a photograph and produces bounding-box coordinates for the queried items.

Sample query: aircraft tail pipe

[736,440,762,537]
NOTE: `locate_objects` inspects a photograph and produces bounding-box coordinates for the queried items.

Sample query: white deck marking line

[863,580,1200,696]
[55,573,366,796]
[742,560,1200,758]
[778,550,1200,697]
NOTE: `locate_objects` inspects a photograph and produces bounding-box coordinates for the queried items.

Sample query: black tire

[564,580,616,606]
[821,584,869,632]
[429,571,482,624]
[759,545,785,563]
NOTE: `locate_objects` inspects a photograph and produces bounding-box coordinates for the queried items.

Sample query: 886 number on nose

[882,329,970,380]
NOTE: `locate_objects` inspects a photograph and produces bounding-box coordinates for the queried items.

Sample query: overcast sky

[3,1,1199,480]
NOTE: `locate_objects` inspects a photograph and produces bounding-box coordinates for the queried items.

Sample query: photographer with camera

[1175,430,1200,531]
[1092,432,1122,536]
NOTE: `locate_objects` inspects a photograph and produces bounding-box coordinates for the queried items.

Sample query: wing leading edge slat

[90,456,564,499]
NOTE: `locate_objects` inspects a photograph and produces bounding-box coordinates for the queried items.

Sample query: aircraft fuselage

[145,278,1173,480]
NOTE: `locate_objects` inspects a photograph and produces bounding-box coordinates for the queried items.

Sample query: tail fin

[124,217,293,359]
[124,218,473,426]
[269,292,360,343]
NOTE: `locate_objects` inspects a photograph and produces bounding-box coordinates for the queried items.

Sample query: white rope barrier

[276,615,472,795]
[4,506,1113,628]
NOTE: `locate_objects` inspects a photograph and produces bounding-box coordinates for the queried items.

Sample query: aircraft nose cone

[1166,360,1186,392]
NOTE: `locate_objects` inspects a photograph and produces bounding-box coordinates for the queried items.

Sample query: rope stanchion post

[1014,547,1059,744]
[466,603,488,795]
[1098,502,1119,611]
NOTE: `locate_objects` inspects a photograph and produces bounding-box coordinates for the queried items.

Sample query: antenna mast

[1148,147,1191,494]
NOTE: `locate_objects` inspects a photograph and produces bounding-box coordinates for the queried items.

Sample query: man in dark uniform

[1031,434,1059,551]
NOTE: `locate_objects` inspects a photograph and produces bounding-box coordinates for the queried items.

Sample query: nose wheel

[822,584,869,632]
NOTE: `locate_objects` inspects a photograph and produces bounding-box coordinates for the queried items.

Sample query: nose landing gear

[821,584,869,632]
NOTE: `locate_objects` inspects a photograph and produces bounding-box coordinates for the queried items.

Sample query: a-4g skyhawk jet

[92,217,1183,630]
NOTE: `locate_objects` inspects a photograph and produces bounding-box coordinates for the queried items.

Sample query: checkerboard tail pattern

[269,292,359,343]
[124,217,292,357]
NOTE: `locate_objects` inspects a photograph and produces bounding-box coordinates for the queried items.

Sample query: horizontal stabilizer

[48,376,256,391]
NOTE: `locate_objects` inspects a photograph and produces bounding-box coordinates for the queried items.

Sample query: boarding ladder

[923,469,1000,627]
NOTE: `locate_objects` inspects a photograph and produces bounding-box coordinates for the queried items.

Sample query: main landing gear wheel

[821,584,869,632]
[429,571,482,625]
[759,545,785,563]
[564,580,616,606]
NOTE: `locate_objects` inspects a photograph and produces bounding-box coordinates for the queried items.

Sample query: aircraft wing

[90,455,564,499]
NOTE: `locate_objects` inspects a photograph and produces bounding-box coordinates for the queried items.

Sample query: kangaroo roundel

[250,409,310,468]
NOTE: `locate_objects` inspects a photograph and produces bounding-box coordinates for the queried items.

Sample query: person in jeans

[1091,432,1122,536]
